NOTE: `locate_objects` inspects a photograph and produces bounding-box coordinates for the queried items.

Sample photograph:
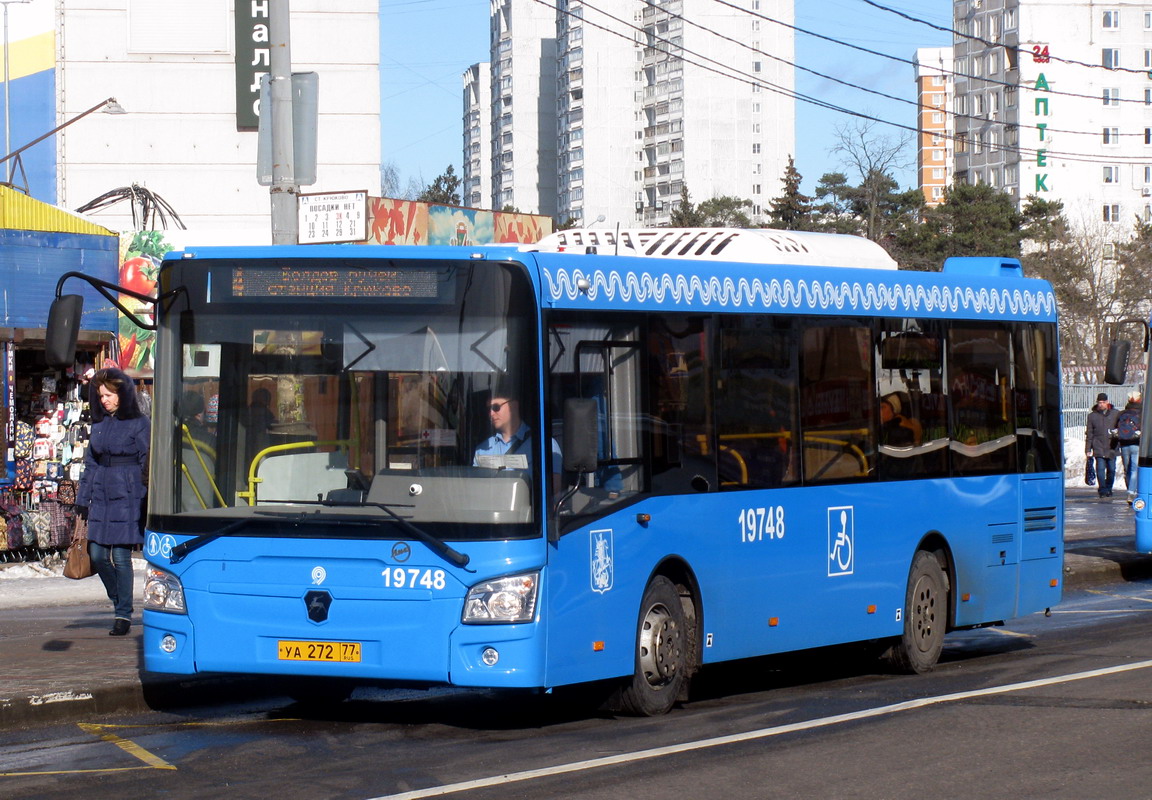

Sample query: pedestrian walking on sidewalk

[1117,391,1143,504]
[1086,392,1120,499]
[76,367,150,636]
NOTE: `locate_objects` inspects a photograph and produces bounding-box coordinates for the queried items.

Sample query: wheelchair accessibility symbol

[146,532,177,560]
[827,506,854,576]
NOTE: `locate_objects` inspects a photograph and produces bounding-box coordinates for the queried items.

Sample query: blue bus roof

[165,243,1055,323]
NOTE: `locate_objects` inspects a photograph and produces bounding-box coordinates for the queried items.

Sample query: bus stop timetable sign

[297,190,368,244]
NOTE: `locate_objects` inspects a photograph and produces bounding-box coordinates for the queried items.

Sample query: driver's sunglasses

[489,401,510,412]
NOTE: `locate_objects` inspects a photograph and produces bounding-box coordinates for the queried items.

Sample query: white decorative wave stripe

[545,269,1056,317]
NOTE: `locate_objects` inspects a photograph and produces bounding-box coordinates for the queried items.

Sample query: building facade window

[1103,9,1121,28]
[1104,87,1121,106]
[1104,165,1119,183]
[1104,204,1121,222]
[1104,127,1120,144]
[1103,48,1120,69]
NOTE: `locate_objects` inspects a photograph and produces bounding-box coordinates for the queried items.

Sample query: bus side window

[877,320,948,481]
[716,315,799,489]
[799,321,875,483]
[949,324,1016,475]
[648,314,715,496]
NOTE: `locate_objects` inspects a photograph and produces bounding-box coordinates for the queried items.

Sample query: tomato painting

[119,255,157,299]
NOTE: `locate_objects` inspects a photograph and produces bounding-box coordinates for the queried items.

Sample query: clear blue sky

[378,0,951,199]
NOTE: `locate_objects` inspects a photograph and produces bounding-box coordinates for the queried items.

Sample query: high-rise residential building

[489,0,558,218]
[2,0,380,246]
[463,62,492,209]
[952,0,1151,241]
[914,47,954,207]
[470,0,794,226]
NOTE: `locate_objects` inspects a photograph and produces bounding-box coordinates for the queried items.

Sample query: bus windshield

[149,256,541,541]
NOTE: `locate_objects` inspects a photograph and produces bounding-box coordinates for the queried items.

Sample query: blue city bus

[120,228,1061,715]
[1107,332,1152,553]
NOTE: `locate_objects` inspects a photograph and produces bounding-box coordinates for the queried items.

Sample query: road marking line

[1080,588,1152,604]
[0,766,156,777]
[0,717,293,778]
[76,723,177,771]
[368,659,1152,800]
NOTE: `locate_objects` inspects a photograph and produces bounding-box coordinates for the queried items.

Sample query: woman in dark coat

[77,368,150,636]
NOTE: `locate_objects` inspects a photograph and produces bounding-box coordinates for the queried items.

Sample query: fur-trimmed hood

[88,367,145,422]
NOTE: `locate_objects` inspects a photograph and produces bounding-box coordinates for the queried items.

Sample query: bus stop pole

[268,0,298,245]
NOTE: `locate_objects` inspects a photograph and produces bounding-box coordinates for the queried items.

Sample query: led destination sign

[231,266,440,299]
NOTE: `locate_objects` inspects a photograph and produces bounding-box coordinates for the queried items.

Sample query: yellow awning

[0,185,116,237]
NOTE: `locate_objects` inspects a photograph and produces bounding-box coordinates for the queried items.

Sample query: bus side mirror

[1105,340,1131,385]
[45,295,84,368]
[562,398,599,474]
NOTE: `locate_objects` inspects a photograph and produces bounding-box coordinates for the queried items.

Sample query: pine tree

[766,156,814,230]
[417,165,462,205]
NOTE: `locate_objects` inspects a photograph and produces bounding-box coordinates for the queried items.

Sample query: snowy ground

[0,555,147,610]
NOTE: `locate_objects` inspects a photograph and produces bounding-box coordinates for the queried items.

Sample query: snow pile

[0,557,147,610]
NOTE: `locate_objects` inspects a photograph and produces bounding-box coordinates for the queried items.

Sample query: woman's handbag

[1085,458,1097,487]
[63,515,94,580]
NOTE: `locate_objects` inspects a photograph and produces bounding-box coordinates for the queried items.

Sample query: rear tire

[612,576,690,716]
[886,550,948,674]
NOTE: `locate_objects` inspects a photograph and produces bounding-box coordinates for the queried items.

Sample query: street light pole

[1,0,32,183]
[0,96,124,193]
[268,0,297,244]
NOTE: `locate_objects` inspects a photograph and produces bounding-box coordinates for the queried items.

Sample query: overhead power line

[711,0,1152,108]
[533,0,1152,169]
[860,0,1152,79]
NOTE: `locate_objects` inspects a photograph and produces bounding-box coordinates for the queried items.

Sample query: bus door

[545,316,650,685]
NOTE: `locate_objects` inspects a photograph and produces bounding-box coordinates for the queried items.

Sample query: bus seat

[255,450,349,504]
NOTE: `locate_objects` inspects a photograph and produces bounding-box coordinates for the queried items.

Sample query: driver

[473,387,562,483]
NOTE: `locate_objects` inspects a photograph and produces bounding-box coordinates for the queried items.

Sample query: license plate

[277,640,362,662]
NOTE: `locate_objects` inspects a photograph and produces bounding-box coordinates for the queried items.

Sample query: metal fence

[1062,383,1143,431]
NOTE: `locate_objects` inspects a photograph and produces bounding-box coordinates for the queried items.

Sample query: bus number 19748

[739,506,785,543]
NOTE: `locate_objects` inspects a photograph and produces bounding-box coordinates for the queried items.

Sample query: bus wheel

[613,576,689,716]
[887,550,948,674]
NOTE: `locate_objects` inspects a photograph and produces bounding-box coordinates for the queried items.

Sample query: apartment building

[468,0,793,226]
[914,47,954,206]
[953,0,1152,241]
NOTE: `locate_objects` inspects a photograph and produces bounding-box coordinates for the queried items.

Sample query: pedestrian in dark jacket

[76,368,150,636]
[1086,392,1120,499]
[1117,391,1143,503]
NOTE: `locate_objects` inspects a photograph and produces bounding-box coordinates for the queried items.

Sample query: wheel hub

[638,603,681,686]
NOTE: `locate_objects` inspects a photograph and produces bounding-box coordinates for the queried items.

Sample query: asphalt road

[3,580,1152,800]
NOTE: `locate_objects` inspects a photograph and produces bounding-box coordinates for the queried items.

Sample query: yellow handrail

[181,426,226,506]
[180,463,208,509]
[237,439,353,506]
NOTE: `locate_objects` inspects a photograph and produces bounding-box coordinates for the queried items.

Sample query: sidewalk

[1,486,1149,730]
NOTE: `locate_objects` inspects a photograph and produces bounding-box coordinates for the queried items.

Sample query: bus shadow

[247,629,1037,729]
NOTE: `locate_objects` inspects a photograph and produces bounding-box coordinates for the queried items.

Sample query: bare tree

[830,120,913,241]
[379,160,425,200]
[1023,201,1150,366]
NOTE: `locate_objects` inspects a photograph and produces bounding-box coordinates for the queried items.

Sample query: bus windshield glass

[149,256,540,541]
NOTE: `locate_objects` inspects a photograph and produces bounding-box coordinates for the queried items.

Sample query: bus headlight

[143,566,187,613]
[462,573,539,624]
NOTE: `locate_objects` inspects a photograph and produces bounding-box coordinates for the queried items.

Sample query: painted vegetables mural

[116,230,168,375]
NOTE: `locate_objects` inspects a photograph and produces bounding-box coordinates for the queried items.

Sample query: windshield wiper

[316,498,472,570]
[167,501,472,570]
[169,517,253,565]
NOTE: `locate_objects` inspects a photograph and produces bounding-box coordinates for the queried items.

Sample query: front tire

[613,576,690,716]
[886,550,948,674]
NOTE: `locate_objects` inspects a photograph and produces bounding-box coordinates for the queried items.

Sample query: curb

[0,674,272,730]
